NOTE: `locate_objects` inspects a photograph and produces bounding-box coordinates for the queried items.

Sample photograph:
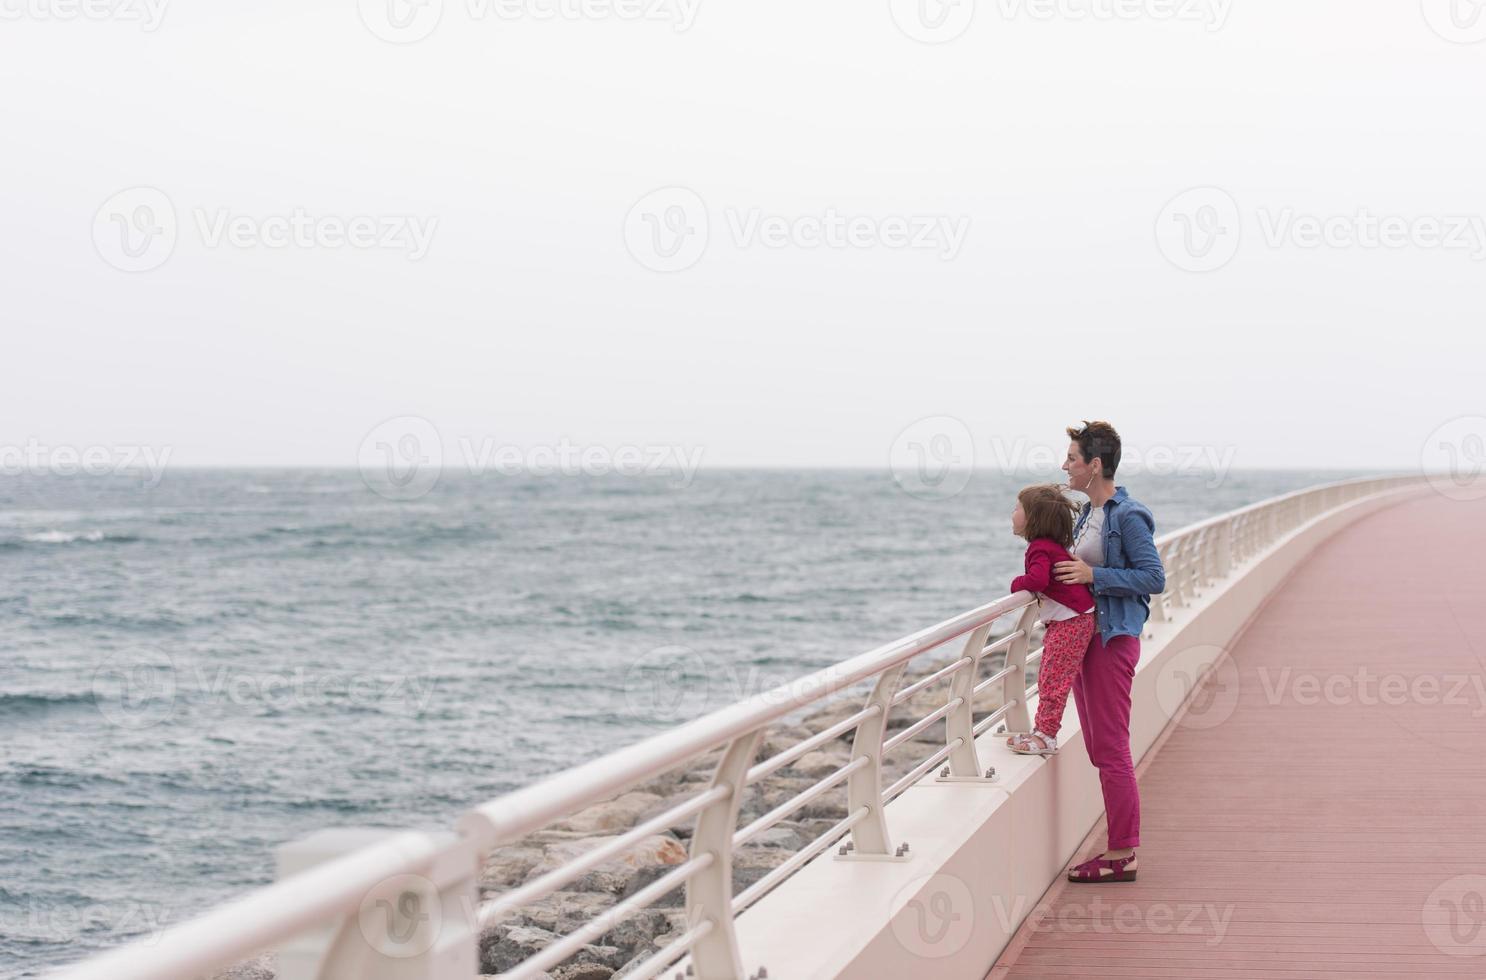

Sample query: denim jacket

[1074,487,1166,644]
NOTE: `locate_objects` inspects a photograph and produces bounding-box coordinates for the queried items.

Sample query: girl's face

[1012,500,1027,536]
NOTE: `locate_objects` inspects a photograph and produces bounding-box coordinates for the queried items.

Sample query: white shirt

[1074,506,1105,568]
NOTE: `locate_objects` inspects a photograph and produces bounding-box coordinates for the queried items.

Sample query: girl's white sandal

[1010,729,1058,755]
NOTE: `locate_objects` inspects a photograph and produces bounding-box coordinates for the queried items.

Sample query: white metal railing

[50,474,1427,980]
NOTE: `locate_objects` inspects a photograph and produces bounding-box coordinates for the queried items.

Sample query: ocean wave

[17,530,139,546]
[0,692,96,717]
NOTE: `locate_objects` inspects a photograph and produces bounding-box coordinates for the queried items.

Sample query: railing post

[845,663,906,856]
[1216,516,1234,576]
[943,624,994,779]
[275,829,479,980]
[686,730,762,980]
[1002,604,1038,736]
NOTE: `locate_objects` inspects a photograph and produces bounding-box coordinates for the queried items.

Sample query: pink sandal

[1067,853,1137,883]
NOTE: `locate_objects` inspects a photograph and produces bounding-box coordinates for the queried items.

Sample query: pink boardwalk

[990,490,1486,979]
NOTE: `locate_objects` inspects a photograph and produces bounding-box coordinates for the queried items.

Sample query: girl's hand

[1053,559,1093,585]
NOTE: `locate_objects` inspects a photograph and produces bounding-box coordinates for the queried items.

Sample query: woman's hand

[1053,559,1093,585]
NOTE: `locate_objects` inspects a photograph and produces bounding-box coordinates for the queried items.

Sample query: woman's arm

[1091,507,1166,597]
[1011,547,1052,595]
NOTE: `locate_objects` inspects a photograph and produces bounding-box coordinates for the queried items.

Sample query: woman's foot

[1067,851,1137,883]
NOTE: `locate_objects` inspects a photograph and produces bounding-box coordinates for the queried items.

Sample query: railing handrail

[1151,472,1413,548]
[458,590,1035,849]
[50,473,1430,980]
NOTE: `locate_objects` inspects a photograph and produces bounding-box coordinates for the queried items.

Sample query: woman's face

[1062,440,1099,492]
[1011,500,1027,536]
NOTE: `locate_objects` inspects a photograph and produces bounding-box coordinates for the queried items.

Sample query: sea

[0,467,1373,977]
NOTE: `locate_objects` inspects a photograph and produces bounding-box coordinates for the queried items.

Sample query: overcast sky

[3,0,1483,472]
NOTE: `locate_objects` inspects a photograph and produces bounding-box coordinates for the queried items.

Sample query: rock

[207,954,274,980]
[552,792,665,834]
[791,749,847,778]
[554,964,615,980]
[750,824,805,850]
[480,924,562,974]
[515,890,614,933]
[527,834,688,896]
[571,945,625,970]
[479,843,547,891]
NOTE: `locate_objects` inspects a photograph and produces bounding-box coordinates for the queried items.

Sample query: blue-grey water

[0,468,1372,977]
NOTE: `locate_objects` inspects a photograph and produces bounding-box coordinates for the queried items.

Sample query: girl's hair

[1017,484,1079,548]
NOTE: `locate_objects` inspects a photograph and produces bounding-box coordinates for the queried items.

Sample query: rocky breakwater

[208,655,1015,980]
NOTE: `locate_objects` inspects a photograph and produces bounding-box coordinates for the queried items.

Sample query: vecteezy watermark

[1422,416,1486,502]
[991,894,1235,945]
[92,187,438,272]
[1154,187,1242,273]
[1255,666,1486,715]
[887,0,976,44]
[1421,0,1486,44]
[357,873,443,959]
[890,416,975,501]
[91,650,440,729]
[986,435,1238,487]
[1424,874,1486,956]
[4,898,173,946]
[1157,186,1486,273]
[0,0,169,30]
[622,186,971,272]
[889,421,1241,500]
[1154,644,1240,731]
[992,0,1231,29]
[0,439,172,488]
[357,416,707,501]
[357,0,700,44]
[622,646,804,723]
[889,873,976,958]
[889,0,1230,44]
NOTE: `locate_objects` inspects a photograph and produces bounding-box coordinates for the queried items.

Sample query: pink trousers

[1071,632,1142,850]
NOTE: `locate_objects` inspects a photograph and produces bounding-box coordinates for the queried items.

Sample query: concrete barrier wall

[731,486,1428,980]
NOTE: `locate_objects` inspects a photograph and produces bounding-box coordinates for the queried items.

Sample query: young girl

[1004,484,1097,756]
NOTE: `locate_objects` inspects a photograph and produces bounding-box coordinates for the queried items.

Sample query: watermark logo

[890,873,975,958]
[92,656,440,729]
[0,439,173,488]
[0,0,170,30]
[7,898,173,946]
[358,874,442,958]
[621,646,812,723]
[1256,666,1486,715]
[1422,0,1486,44]
[92,650,178,729]
[359,416,445,501]
[1423,875,1486,956]
[994,0,1231,30]
[890,416,974,500]
[1159,187,1486,272]
[987,436,1237,487]
[622,187,971,272]
[1422,416,1486,502]
[888,0,975,44]
[891,0,1229,43]
[994,895,1234,943]
[623,645,714,722]
[1155,187,1241,273]
[1155,644,1240,730]
[359,0,445,42]
[624,186,709,273]
[92,188,438,271]
[359,0,699,42]
[93,186,177,273]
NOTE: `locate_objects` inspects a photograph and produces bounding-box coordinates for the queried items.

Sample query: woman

[1013,420,1165,883]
